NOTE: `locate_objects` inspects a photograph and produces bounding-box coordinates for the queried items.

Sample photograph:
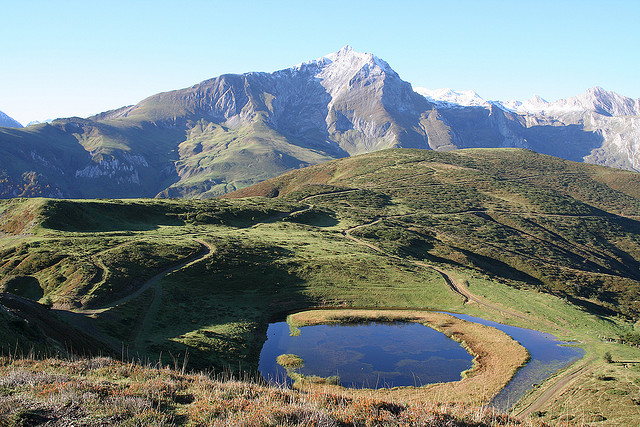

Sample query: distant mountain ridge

[417,85,640,117]
[416,85,640,170]
[1,46,639,199]
[0,110,21,128]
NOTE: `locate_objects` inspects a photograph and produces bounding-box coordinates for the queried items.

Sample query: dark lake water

[258,321,474,388]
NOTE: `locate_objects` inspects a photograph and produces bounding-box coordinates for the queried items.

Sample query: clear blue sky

[1,0,638,125]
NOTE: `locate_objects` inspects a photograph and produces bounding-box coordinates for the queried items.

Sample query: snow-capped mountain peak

[286,46,398,98]
[560,86,639,116]
[500,87,640,117]
[300,46,397,96]
[323,45,393,73]
[528,94,548,105]
[499,94,549,113]
[414,87,489,108]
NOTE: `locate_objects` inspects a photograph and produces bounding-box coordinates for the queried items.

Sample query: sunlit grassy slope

[2,148,640,424]
[228,147,640,318]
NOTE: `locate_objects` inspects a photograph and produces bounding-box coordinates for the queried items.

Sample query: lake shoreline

[284,309,530,405]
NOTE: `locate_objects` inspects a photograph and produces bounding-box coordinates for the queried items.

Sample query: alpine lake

[258,311,584,410]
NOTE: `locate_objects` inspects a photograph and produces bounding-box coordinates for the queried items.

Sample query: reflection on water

[446,313,585,410]
[259,313,584,410]
[259,321,474,388]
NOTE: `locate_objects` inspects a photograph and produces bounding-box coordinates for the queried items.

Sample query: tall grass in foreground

[0,356,543,426]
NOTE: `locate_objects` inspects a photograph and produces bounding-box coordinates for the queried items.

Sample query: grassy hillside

[2,148,640,424]
[227,148,640,318]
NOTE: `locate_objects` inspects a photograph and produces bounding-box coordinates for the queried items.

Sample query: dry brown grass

[287,309,530,406]
[0,355,542,426]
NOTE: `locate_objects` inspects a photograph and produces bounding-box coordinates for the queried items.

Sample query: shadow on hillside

[564,295,618,320]
[0,292,113,356]
[1,276,43,301]
[437,106,604,163]
[41,200,185,232]
[522,124,603,162]
[602,216,640,281]
[455,247,545,287]
[283,209,339,228]
[270,74,349,158]
[130,244,316,374]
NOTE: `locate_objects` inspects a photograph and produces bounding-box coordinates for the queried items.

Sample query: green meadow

[2,148,640,425]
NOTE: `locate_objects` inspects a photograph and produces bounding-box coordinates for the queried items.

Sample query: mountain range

[1,45,639,199]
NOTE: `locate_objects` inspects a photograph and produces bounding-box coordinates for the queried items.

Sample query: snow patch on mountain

[500,87,640,117]
[415,87,489,108]
[26,119,54,127]
[499,95,550,113]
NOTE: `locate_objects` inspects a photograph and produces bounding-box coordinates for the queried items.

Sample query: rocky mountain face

[101,45,434,157]
[1,47,639,199]
[417,86,640,170]
[0,110,21,128]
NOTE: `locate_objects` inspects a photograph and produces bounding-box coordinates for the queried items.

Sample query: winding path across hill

[341,217,583,414]
[81,239,214,315]
[342,218,571,333]
[343,219,535,320]
[129,238,214,352]
[57,238,214,354]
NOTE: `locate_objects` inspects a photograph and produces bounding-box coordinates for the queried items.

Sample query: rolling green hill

[228,147,640,318]
[2,148,640,424]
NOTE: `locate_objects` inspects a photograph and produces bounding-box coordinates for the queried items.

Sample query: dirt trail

[514,358,596,417]
[343,220,536,320]
[81,239,213,315]
[251,205,315,228]
[342,218,384,253]
[343,218,571,334]
[131,238,214,352]
[55,239,214,354]
[342,218,583,413]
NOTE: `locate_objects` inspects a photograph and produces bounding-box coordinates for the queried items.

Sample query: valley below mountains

[3,47,640,426]
[2,46,640,199]
[2,148,640,425]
